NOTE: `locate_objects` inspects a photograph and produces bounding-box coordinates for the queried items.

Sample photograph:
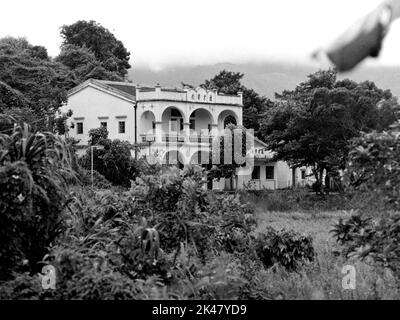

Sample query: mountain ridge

[128,62,400,99]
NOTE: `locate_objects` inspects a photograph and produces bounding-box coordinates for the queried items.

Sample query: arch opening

[139,110,156,142]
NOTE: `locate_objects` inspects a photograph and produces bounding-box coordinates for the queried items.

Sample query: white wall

[64,86,135,145]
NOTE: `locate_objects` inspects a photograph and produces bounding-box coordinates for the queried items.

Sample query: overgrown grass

[243,189,389,215]
[250,203,400,300]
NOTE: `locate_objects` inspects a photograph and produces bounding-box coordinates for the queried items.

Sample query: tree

[202,70,273,138]
[208,125,251,190]
[261,69,400,193]
[80,127,136,187]
[0,37,76,131]
[59,20,131,79]
[56,44,122,82]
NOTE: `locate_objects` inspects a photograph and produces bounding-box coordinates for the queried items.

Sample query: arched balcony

[218,110,239,131]
[161,106,185,142]
[139,110,156,142]
[188,108,215,143]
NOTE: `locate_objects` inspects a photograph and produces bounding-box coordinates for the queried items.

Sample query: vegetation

[1,21,400,299]
[58,20,131,81]
[261,69,400,193]
[0,119,76,279]
[79,127,138,187]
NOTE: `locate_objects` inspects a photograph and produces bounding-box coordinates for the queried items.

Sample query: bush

[346,123,400,208]
[79,169,112,189]
[208,194,256,254]
[131,165,257,260]
[332,211,400,279]
[0,122,75,279]
[254,227,315,271]
[131,166,213,259]
[80,127,137,187]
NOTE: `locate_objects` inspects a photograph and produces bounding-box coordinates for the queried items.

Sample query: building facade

[63,79,313,190]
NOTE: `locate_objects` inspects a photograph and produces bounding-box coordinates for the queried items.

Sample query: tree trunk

[292,167,297,189]
[312,166,324,195]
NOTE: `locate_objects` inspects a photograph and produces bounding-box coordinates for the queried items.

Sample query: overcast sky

[1,0,400,70]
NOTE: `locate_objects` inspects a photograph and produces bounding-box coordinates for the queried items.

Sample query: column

[183,122,191,143]
[155,121,163,143]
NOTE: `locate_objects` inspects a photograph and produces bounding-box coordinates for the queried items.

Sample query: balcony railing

[140,134,155,143]
[140,133,215,144]
[162,134,185,143]
[189,135,213,143]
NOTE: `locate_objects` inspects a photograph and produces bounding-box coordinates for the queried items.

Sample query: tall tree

[261,69,400,193]
[0,37,75,131]
[59,20,131,80]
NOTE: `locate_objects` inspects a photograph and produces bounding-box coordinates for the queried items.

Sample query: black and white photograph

[1,0,400,308]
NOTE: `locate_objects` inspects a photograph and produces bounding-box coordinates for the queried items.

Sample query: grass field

[249,198,400,300]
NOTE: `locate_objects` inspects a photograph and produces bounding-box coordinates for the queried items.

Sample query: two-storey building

[64,79,312,190]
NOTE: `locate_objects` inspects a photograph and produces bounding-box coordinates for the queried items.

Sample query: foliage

[208,194,256,255]
[208,124,251,182]
[59,20,131,79]
[345,122,400,208]
[0,121,76,279]
[0,81,29,110]
[261,69,400,194]
[54,109,73,135]
[332,211,400,280]
[0,37,76,131]
[56,44,123,82]
[88,126,108,145]
[80,127,136,187]
[131,166,212,258]
[79,169,113,189]
[131,165,257,261]
[254,227,315,271]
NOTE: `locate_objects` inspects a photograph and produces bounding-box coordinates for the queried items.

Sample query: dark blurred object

[315,0,400,72]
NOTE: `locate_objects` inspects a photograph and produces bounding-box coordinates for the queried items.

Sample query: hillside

[128,62,400,99]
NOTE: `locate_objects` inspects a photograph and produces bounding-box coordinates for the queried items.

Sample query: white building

[64,79,312,190]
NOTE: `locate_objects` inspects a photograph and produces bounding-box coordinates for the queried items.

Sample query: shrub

[131,165,257,260]
[0,122,75,279]
[80,127,137,187]
[79,169,112,189]
[208,194,256,255]
[131,166,212,256]
[254,227,315,271]
[345,123,400,208]
[332,211,400,280]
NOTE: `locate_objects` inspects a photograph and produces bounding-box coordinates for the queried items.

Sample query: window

[118,121,125,134]
[198,94,200,100]
[266,166,274,179]
[152,121,156,133]
[301,170,306,180]
[100,122,107,129]
[204,95,206,101]
[252,166,260,180]
[77,122,83,134]
[209,95,212,102]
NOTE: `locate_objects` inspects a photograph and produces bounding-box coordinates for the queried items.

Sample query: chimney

[155,83,161,98]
